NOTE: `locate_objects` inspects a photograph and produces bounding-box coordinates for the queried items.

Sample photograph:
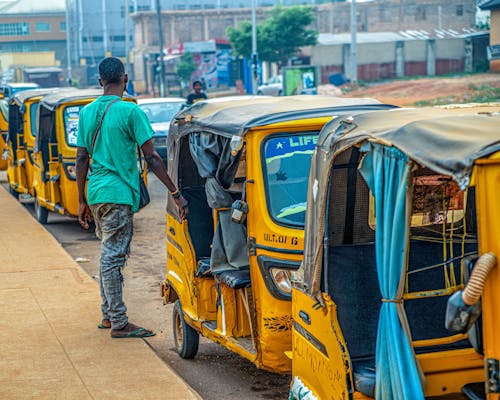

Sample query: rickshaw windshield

[263,132,318,227]
[29,103,39,137]
[63,105,83,146]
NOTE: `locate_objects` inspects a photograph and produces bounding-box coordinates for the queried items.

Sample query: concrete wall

[313,37,470,84]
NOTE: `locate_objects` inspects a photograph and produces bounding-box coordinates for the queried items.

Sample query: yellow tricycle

[32,89,134,224]
[6,89,61,199]
[291,104,500,399]
[162,95,395,373]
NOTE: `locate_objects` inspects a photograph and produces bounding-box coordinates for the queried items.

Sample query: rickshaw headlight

[257,255,300,300]
[270,268,292,294]
[64,163,76,180]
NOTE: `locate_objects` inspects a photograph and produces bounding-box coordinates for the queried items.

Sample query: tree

[176,52,197,84]
[227,6,318,67]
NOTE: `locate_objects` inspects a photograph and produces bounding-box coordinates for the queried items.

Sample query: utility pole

[102,0,109,57]
[65,0,72,83]
[251,0,258,94]
[125,0,130,76]
[350,0,358,85]
[156,0,166,96]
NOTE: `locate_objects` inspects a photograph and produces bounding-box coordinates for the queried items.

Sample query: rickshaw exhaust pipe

[445,252,497,333]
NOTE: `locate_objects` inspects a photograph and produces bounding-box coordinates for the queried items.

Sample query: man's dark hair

[192,80,202,87]
[99,57,125,84]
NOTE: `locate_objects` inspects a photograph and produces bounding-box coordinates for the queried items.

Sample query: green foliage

[176,52,197,82]
[227,6,318,66]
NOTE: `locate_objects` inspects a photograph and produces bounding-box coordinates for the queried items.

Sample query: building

[478,0,500,71]
[0,0,66,79]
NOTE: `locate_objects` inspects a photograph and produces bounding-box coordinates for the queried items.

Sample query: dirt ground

[318,72,500,106]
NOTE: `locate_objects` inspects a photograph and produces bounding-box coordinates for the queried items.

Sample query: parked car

[138,97,185,161]
[257,75,282,96]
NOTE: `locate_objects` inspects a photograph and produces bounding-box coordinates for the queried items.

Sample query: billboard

[282,65,317,96]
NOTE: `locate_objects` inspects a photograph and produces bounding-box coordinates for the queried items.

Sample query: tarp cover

[169,95,384,140]
[302,104,500,297]
[40,88,134,111]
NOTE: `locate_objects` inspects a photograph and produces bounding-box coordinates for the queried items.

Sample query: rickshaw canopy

[170,95,385,140]
[8,88,65,108]
[304,103,500,294]
[301,103,500,400]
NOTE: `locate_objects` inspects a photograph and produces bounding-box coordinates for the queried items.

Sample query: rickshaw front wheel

[8,185,19,200]
[173,300,199,359]
[34,196,48,225]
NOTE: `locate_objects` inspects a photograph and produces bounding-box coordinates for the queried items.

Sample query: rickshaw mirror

[231,179,251,224]
[230,135,243,156]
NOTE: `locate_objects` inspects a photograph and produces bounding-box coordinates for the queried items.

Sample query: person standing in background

[186,80,208,106]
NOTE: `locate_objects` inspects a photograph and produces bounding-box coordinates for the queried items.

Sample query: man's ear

[98,78,104,87]
[124,73,129,84]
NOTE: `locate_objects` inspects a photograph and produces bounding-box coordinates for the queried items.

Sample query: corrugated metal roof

[318,28,486,45]
[478,0,500,10]
[0,0,65,14]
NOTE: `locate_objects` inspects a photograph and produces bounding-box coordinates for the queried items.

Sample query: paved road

[1,172,290,400]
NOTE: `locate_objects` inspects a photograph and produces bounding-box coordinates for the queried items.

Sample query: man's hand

[78,202,93,229]
[174,195,188,220]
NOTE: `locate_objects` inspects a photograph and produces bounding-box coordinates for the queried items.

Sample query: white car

[138,97,185,161]
[257,75,283,96]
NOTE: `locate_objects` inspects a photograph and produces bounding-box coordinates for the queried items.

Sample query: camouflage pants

[90,203,133,330]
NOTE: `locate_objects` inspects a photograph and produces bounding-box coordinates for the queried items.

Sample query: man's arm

[141,139,188,219]
[76,146,93,229]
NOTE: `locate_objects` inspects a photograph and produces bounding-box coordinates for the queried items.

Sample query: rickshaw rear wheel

[34,196,48,225]
[173,300,199,359]
[8,185,19,200]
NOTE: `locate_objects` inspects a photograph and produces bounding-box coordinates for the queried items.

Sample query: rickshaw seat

[351,359,376,398]
[195,258,213,277]
[215,269,251,289]
[461,382,485,400]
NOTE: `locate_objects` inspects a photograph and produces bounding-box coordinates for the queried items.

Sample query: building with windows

[0,0,66,78]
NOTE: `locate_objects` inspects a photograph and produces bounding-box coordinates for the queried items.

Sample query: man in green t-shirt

[76,57,188,339]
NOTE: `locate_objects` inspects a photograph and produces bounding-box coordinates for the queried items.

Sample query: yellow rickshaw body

[291,104,500,399]
[0,100,8,170]
[6,91,57,197]
[32,89,135,222]
[163,96,395,373]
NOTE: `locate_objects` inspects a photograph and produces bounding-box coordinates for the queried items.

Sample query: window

[63,105,84,147]
[60,22,66,32]
[456,5,463,16]
[262,132,318,227]
[35,22,51,32]
[29,103,40,138]
[0,22,30,36]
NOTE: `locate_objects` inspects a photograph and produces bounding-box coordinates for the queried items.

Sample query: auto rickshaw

[32,89,135,224]
[161,95,396,373]
[6,89,63,199]
[291,104,500,399]
[0,98,8,170]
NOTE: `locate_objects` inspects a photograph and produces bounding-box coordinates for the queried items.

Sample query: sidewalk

[0,185,201,400]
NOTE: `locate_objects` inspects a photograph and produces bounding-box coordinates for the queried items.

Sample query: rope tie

[381,298,404,303]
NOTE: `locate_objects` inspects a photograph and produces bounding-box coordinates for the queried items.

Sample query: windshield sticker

[64,106,82,146]
[265,135,317,163]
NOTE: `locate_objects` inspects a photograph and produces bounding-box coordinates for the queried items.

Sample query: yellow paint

[7,96,45,196]
[0,103,8,171]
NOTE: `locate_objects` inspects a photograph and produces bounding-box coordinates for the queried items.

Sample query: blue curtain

[359,143,424,400]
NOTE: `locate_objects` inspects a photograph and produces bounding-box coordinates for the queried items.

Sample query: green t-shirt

[77,95,154,212]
